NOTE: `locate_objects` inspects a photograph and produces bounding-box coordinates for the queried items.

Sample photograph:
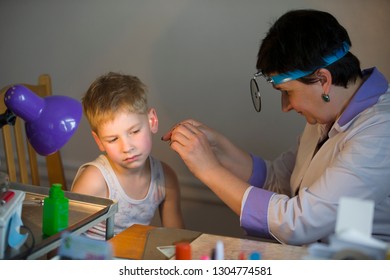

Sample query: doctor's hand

[161,119,221,178]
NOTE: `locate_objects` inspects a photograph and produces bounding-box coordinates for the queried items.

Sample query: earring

[322,93,330,103]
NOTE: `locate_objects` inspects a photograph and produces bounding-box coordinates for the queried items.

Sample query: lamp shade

[4,85,82,156]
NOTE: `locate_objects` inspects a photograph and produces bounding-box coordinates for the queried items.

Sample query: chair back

[0,74,67,189]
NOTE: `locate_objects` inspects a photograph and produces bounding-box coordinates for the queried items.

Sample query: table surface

[109,224,308,260]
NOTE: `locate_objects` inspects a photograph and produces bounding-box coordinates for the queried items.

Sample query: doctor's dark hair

[82,72,148,133]
[256,9,362,87]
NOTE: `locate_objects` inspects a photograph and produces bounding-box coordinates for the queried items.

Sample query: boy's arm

[71,165,108,198]
[159,162,185,229]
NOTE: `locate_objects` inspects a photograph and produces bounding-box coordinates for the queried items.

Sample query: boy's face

[92,109,158,170]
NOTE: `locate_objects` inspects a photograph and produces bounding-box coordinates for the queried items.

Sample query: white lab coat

[241,68,390,245]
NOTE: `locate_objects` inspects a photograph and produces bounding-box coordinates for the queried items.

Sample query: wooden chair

[0,74,67,189]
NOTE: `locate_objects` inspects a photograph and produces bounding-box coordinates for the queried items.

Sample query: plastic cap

[249,251,261,260]
[175,242,191,260]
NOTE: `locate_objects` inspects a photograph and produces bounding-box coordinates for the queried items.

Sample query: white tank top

[72,155,165,240]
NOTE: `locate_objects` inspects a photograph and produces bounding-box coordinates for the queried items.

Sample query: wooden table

[109,224,308,260]
[109,224,155,260]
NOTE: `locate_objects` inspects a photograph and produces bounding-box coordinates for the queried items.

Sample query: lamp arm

[0,109,17,129]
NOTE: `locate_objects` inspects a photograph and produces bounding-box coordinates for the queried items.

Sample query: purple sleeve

[240,187,274,238]
[248,154,267,188]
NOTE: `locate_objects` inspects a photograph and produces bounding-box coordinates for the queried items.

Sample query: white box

[0,189,25,259]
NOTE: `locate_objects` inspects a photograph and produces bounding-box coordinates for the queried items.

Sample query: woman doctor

[162,9,390,245]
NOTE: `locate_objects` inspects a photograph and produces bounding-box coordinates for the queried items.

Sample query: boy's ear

[92,131,105,152]
[148,108,159,134]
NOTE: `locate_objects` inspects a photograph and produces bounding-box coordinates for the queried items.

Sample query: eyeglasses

[250,72,270,112]
[250,41,351,112]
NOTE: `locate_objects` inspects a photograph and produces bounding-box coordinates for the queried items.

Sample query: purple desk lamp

[0,85,82,257]
[0,85,82,156]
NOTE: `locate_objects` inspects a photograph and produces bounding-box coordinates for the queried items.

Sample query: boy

[72,72,184,239]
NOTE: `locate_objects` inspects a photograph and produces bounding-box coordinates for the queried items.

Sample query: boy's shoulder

[149,155,177,180]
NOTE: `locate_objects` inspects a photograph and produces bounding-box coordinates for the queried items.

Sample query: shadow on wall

[151,199,248,239]
[151,182,248,239]
[151,183,276,243]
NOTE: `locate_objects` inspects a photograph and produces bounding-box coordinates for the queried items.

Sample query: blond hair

[82,72,148,133]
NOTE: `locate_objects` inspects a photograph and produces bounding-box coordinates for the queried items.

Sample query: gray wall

[1,0,389,237]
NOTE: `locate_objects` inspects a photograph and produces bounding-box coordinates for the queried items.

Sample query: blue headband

[271,41,351,85]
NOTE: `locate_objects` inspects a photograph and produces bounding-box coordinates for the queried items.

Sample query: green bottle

[42,183,69,236]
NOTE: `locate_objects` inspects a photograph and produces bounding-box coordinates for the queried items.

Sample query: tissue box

[0,190,25,259]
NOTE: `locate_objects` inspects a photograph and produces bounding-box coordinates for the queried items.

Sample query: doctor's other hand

[161,119,221,177]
